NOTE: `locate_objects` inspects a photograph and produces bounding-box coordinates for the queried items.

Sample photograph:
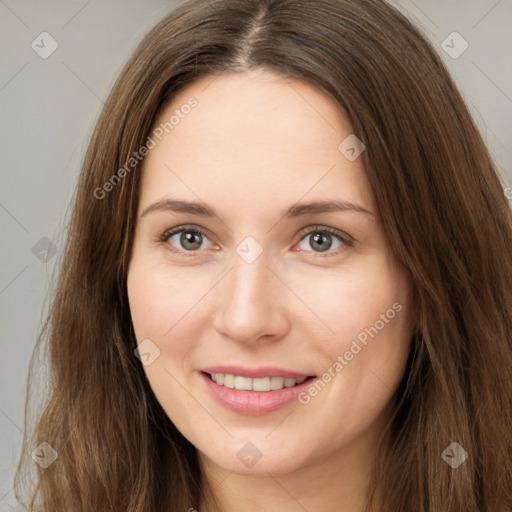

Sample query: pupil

[181,231,202,250]
[311,233,331,252]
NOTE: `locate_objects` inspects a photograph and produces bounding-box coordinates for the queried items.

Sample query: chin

[198,437,312,477]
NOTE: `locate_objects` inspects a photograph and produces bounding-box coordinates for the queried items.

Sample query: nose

[212,252,290,344]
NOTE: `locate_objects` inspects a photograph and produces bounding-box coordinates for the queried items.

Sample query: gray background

[1,0,511,509]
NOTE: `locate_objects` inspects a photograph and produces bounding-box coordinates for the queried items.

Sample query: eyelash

[157,224,354,258]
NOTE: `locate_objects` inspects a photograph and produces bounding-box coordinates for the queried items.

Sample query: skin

[127,68,414,512]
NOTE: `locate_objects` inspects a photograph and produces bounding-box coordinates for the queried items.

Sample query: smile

[209,373,308,391]
[200,371,317,415]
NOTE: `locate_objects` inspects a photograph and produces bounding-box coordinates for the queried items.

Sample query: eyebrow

[140,198,375,219]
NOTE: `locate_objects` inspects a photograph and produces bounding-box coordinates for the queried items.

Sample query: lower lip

[200,372,316,416]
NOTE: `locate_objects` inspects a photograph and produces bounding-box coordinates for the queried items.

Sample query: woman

[15,0,512,510]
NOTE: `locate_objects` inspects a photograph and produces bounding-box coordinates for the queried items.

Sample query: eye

[159,226,215,252]
[295,226,352,255]
[158,224,353,256]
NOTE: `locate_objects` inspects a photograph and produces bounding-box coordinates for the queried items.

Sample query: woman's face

[127,68,414,477]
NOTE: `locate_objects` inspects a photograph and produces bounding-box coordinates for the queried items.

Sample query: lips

[199,366,317,415]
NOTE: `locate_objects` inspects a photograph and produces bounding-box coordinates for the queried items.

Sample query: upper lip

[201,366,314,379]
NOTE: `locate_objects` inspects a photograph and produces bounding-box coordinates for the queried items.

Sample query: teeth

[253,377,270,391]
[223,374,235,388]
[234,376,252,390]
[210,373,308,391]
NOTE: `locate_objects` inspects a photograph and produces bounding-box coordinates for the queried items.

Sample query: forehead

[139,69,376,219]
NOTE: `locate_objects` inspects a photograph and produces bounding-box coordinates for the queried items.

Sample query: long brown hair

[15,0,512,510]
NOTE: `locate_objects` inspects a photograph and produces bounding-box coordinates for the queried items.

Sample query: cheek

[127,256,218,389]
[288,260,410,346]
[127,259,201,413]
[290,259,413,401]
[127,255,207,340]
